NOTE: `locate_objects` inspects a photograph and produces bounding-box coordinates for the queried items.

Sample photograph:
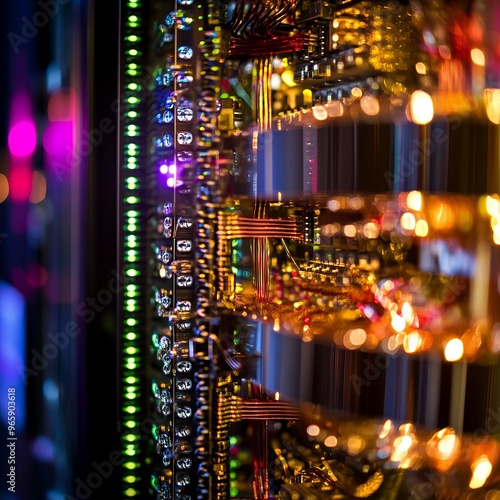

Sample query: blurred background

[1,1,121,498]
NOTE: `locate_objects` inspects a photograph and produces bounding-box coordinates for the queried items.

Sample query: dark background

[1,1,121,498]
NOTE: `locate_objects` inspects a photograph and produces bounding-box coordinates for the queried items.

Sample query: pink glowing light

[9,165,32,202]
[167,177,175,187]
[42,121,73,155]
[160,164,169,174]
[168,164,176,175]
[8,121,37,157]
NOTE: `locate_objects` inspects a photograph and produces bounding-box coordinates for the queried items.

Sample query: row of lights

[323,192,497,243]
[121,2,144,498]
[305,419,496,491]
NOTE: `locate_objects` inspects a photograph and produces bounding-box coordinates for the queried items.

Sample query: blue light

[0,281,26,431]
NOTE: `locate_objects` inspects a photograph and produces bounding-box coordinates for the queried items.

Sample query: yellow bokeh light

[324,435,338,447]
[471,48,485,67]
[400,212,416,231]
[344,224,357,238]
[312,105,328,121]
[349,328,367,346]
[391,435,413,463]
[0,174,9,203]
[307,425,320,437]
[360,95,380,116]
[391,312,406,333]
[407,190,423,211]
[281,69,296,87]
[470,455,492,489]
[415,62,427,75]
[415,219,429,237]
[444,338,464,362]
[404,332,422,354]
[410,90,434,125]
[486,195,500,217]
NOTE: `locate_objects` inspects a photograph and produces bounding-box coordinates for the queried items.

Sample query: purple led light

[8,120,37,157]
[168,164,176,175]
[160,164,169,174]
[167,177,175,187]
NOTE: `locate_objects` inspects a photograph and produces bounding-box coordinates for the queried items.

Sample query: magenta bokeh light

[43,121,73,156]
[8,120,37,157]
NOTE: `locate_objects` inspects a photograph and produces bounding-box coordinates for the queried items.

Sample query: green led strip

[121,1,143,497]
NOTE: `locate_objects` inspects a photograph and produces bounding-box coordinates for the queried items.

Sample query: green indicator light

[126,284,137,291]
[125,347,138,355]
[221,93,229,99]
[126,130,138,137]
[126,269,139,277]
[126,304,136,312]
[124,461,139,469]
[127,35,139,42]
[126,297,137,304]
[126,317,137,326]
[126,356,140,364]
[127,225,137,233]
[127,235,137,241]
[126,70,138,76]
[124,449,136,457]
[124,475,138,484]
[125,406,138,414]
[125,332,137,341]
[124,434,138,442]
[128,49,138,56]
[125,393,137,400]
[125,163,138,170]
[126,386,137,393]
[125,376,138,383]
[126,241,136,248]
[124,421,137,429]
[129,62,137,69]
[127,143,137,150]
[230,436,238,446]
[127,218,138,224]
[128,15,138,22]
[126,255,137,264]
[127,125,138,132]
[127,83,138,90]
[127,97,139,104]
[125,363,137,370]
[230,472,237,480]
[127,249,138,256]
[124,488,137,496]
[230,489,238,497]
[230,459,241,468]
[126,290,138,298]
[125,196,139,204]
